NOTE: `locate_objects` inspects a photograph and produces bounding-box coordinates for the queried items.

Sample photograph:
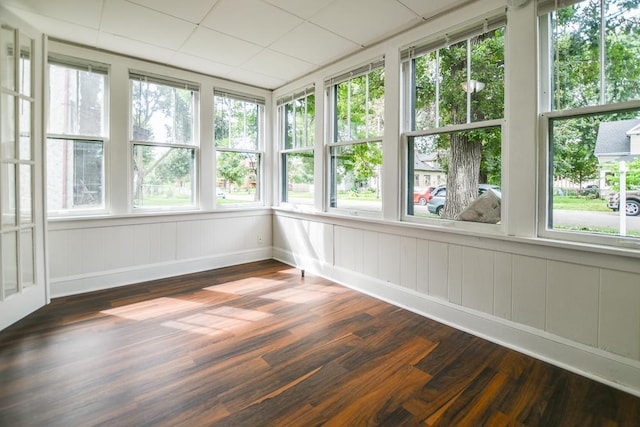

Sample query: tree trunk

[441,133,482,219]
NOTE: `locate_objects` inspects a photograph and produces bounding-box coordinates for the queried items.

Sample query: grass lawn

[552,196,609,212]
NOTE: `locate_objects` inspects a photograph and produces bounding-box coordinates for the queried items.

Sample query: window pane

[216,151,260,205]
[336,69,384,142]
[549,110,640,238]
[470,28,504,122]
[407,128,502,223]
[19,164,32,224]
[133,145,195,208]
[21,228,34,287]
[214,95,259,150]
[48,63,106,137]
[330,142,382,212]
[46,139,104,211]
[3,232,18,297]
[551,1,602,109]
[19,33,31,97]
[2,27,15,91]
[131,80,195,144]
[283,151,314,205]
[19,98,31,160]
[413,51,438,130]
[1,163,16,226]
[439,40,468,126]
[1,94,15,159]
[605,0,640,104]
[284,102,294,149]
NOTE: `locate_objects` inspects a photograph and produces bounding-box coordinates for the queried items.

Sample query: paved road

[553,209,640,232]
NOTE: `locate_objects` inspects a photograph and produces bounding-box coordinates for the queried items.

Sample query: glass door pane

[20,228,34,287]
[2,232,18,297]
[1,27,15,91]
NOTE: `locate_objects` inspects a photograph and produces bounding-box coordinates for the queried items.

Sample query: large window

[130,73,198,209]
[403,20,505,224]
[214,91,264,206]
[327,61,384,213]
[278,86,315,206]
[47,55,107,214]
[540,0,640,244]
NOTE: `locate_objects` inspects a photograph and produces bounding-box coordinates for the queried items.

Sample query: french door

[0,14,47,331]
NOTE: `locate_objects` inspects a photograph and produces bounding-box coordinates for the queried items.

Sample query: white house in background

[414,153,445,188]
[595,118,640,165]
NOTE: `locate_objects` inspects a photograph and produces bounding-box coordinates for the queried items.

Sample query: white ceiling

[1,0,472,90]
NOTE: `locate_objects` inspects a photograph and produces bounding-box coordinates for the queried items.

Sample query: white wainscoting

[48,210,273,297]
[272,211,640,397]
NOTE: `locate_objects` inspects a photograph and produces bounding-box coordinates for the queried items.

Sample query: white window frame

[400,17,506,232]
[213,89,265,208]
[325,59,385,216]
[538,0,640,249]
[46,54,109,216]
[129,71,200,212]
[278,85,315,208]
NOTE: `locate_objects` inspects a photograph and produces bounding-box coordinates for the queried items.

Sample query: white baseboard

[51,248,273,298]
[273,247,640,397]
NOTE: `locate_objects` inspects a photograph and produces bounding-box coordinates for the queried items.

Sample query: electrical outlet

[257,235,263,245]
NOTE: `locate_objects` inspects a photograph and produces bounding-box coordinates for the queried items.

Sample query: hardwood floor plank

[1,260,639,426]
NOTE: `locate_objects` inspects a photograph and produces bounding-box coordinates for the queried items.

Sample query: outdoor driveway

[553,209,640,232]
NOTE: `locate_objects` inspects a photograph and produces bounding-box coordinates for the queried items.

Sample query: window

[47,55,108,214]
[403,19,505,224]
[540,0,640,244]
[130,72,198,209]
[278,86,315,206]
[327,61,384,213]
[214,90,264,206]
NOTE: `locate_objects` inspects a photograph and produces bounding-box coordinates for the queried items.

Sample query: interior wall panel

[493,252,513,320]
[511,255,547,330]
[546,261,599,347]
[447,244,463,305]
[599,269,640,360]
[462,247,494,314]
[427,240,448,300]
[378,233,401,285]
[416,239,430,294]
[400,236,417,290]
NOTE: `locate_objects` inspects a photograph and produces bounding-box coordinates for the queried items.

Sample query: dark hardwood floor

[1,260,638,426]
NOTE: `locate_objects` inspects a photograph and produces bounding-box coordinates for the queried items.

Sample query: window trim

[46,56,109,216]
[278,86,315,208]
[213,90,265,208]
[400,18,506,229]
[538,1,640,249]
[325,61,385,216]
[129,72,200,212]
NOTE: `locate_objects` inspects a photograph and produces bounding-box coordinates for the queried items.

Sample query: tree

[604,158,640,190]
[414,29,504,218]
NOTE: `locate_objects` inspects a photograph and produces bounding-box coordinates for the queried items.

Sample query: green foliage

[604,158,640,190]
[217,151,250,188]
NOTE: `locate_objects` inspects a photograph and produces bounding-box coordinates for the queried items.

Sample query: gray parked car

[607,190,640,216]
[427,184,500,216]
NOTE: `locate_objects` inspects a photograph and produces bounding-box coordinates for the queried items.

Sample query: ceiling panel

[264,0,336,20]
[181,26,263,67]
[241,49,315,81]
[399,0,471,18]
[309,0,421,46]
[269,22,359,66]
[128,0,219,24]
[201,0,303,47]
[101,0,196,50]
[1,0,103,29]
[4,8,100,46]
[97,32,176,64]
[171,52,236,79]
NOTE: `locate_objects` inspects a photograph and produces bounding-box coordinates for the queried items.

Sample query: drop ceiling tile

[128,0,219,24]
[5,8,100,46]
[399,0,469,19]
[310,0,420,46]
[270,22,358,66]
[241,49,315,82]
[181,26,262,66]
[1,0,104,29]
[264,0,335,20]
[227,68,287,90]
[170,52,236,78]
[97,32,176,63]
[201,0,303,47]
[101,0,196,50]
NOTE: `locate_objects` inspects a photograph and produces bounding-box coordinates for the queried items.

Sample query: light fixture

[462,79,485,93]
